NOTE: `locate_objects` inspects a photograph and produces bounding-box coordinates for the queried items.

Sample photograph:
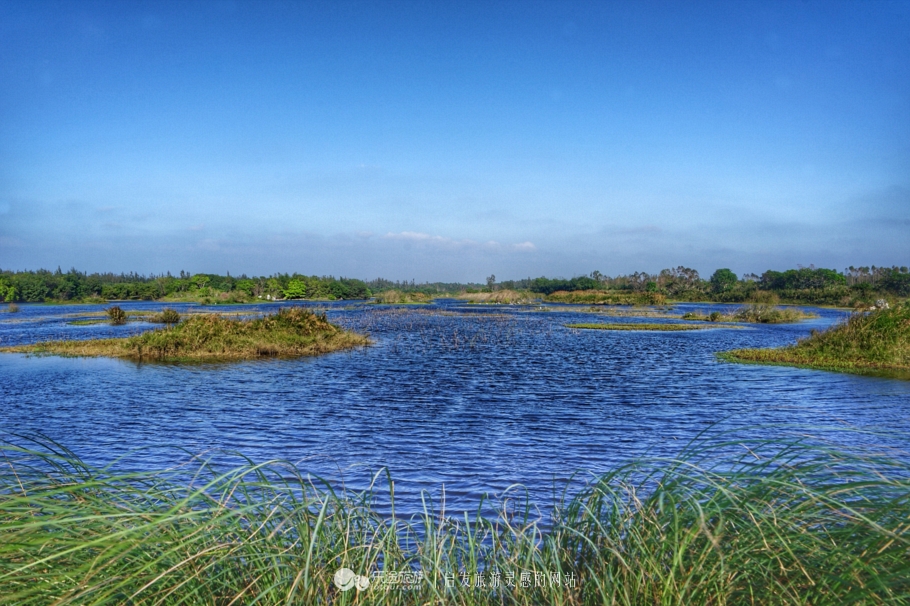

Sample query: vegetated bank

[3,265,908,308]
[546,290,666,305]
[566,322,723,331]
[722,302,910,377]
[456,289,534,304]
[1,430,907,605]
[682,303,817,324]
[371,290,433,304]
[0,307,369,363]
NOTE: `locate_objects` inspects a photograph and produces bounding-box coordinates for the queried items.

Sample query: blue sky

[1,0,908,281]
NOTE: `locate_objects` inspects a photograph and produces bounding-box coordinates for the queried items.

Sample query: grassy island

[567,322,723,331]
[683,303,818,324]
[371,290,433,304]
[1,432,908,604]
[547,289,667,305]
[722,302,910,376]
[457,289,534,304]
[1,307,369,362]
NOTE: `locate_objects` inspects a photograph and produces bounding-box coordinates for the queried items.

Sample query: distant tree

[283,279,307,299]
[487,274,496,291]
[710,268,738,292]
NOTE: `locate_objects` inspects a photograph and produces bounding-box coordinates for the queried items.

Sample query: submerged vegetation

[682,303,817,324]
[1,307,369,362]
[723,302,910,376]
[566,322,721,331]
[1,431,908,605]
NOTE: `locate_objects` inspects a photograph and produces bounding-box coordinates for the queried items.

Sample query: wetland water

[2,300,910,514]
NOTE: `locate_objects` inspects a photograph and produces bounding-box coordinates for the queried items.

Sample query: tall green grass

[683,304,817,324]
[2,431,909,604]
[724,301,910,375]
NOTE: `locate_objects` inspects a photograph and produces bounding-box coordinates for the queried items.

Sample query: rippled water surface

[2,300,909,513]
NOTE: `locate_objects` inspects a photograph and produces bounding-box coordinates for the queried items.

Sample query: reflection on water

[2,300,909,514]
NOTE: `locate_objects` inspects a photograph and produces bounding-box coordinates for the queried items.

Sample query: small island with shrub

[1,307,369,363]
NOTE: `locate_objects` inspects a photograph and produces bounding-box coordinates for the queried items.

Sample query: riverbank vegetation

[3,265,907,307]
[566,322,721,331]
[1,308,369,362]
[457,289,533,304]
[723,302,910,376]
[372,290,433,304]
[682,303,817,324]
[546,290,666,305]
[1,431,907,605]
[528,266,909,307]
[0,269,371,304]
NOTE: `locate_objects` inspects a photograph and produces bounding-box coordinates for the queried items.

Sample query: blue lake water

[2,300,909,515]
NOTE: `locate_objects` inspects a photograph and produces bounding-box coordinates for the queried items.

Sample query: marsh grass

[723,301,910,375]
[67,319,107,326]
[547,290,666,306]
[1,431,908,605]
[583,306,681,319]
[149,308,181,324]
[5,302,19,313]
[1,308,369,362]
[566,322,722,331]
[683,304,817,324]
[372,291,432,304]
[457,290,534,304]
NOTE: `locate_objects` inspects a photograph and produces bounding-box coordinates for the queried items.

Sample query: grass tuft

[149,308,181,324]
[106,305,127,325]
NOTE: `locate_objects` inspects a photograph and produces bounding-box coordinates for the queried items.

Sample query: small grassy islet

[1,307,369,362]
[722,302,910,376]
[683,303,818,324]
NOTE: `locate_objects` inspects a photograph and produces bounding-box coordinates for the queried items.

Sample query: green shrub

[106,306,127,325]
[150,308,181,324]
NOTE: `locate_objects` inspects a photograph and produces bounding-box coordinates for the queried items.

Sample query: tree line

[1,265,908,304]
[521,265,910,303]
[0,268,371,303]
